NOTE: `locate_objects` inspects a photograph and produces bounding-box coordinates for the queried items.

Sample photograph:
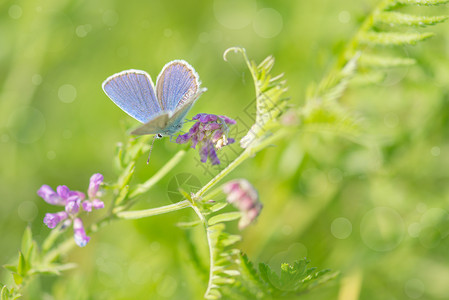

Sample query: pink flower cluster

[223,179,262,230]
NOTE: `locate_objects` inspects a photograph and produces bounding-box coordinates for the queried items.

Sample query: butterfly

[102,60,206,138]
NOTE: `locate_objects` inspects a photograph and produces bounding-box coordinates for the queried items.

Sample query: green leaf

[30,263,76,276]
[176,219,202,229]
[208,202,228,213]
[3,265,17,273]
[376,12,449,27]
[17,252,27,277]
[117,161,135,190]
[359,53,416,68]
[21,227,32,257]
[208,212,242,226]
[224,47,288,149]
[204,289,221,300]
[258,258,338,296]
[1,286,9,300]
[394,0,449,6]
[360,31,434,46]
[237,253,267,297]
[114,184,129,206]
[12,274,22,286]
[220,234,242,247]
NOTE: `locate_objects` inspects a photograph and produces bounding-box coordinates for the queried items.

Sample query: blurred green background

[1,0,449,299]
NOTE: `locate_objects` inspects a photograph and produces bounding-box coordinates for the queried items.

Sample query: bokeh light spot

[9,5,23,19]
[32,74,43,86]
[408,222,421,238]
[58,84,77,103]
[157,275,178,298]
[338,11,351,24]
[47,150,56,160]
[18,201,38,222]
[253,8,283,38]
[76,24,92,38]
[430,146,440,156]
[404,278,425,299]
[360,207,405,251]
[331,217,352,239]
[213,0,257,29]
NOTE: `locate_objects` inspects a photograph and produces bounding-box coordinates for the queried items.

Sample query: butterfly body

[102,60,205,137]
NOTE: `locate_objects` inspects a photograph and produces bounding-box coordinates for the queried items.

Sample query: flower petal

[88,173,104,199]
[37,185,65,206]
[73,218,90,247]
[43,211,68,229]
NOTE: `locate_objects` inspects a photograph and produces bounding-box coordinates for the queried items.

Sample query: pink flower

[223,179,262,230]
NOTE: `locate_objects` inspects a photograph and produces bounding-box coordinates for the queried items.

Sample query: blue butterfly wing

[130,112,170,135]
[102,70,161,123]
[155,60,207,135]
[155,60,203,112]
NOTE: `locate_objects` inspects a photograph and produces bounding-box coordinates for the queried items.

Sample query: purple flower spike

[223,179,262,230]
[88,173,103,199]
[37,185,65,206]
[176,113,236,165]
[73,218,90,247]
[44,211,68,229]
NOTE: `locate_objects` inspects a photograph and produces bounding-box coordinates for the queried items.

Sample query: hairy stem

[116,200,191,219]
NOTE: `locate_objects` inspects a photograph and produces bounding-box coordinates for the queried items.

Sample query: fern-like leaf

[359,31,434,46]
[224,47,289,149]
[392,0,449,6]
[258,259,338,297]
[359,53,416,68]
[376,12,449,27]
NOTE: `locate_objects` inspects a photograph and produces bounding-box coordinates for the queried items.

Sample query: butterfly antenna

[147,134,159,164]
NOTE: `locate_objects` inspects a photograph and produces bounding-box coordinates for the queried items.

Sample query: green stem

[116,200,191,219]
[196,149,251,197]
[129,150,186,198]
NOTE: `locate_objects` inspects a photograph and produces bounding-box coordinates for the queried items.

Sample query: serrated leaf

[359,53,416,68]
[1,286,8,300]
[376,12,449,27]
[237,253,268,296]
[360,31,434,46]
[208,212,242,226]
